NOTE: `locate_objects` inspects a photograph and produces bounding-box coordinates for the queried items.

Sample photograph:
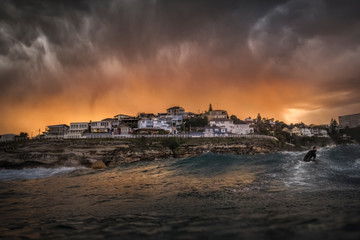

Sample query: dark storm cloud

[0,0,285,81]
[248,0,360,106]
[0,0,359,125]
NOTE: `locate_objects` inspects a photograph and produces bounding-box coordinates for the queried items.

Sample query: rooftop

[209,110,227,113]
[101,118,116,121]
[167,106,184,110]
[209,118,232,122]
[47,124,69,128]
[205,125,221,129]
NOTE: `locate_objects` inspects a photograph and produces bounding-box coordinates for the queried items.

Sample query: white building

[153,118,173,133]
[210,118,232,128]
[138,119,153,129]
[113,124,132,137]
[282,127,291,134]
[209,118,253,135]
[311,128,319,135]
[90,120,112,133]
[0,134,17,142]
[166,106,185,116]
[138,118,173,133]
[301,128,312,136]
[65,122,89,139]
[230,124,254,135]
[204,126,227,137]
[339,113,360,129]
[319,129,328,136]
[169,115,183,133]
[44,124,69,139]
[291,127,302,136]
[311,128,329,137]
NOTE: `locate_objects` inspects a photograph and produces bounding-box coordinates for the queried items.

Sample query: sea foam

[0,167,83,181]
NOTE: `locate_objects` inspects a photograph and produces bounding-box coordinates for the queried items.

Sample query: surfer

[303,146,317,162]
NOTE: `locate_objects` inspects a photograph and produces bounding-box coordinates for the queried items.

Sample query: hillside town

[1,105,360,142]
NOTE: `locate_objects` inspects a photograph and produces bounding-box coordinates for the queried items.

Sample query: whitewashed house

[113,124,131,137]
[319,129,329,136]
[166,106,185,116]
[301,128,312,136]
[138,119,153,129]
[310,128,329,137]
[230,124,254,135]
[0,134,17,142]
[44,124,69,139]
[311,128,319,135]
[90,120,112,133]
[168,115,183,133]
[138,118,173,133]
[64,122,89,139]
[282,127,291,134]
[153,118,173,133]
[204,126,227,137]
[209,118,253,135]
[209,118,233,129]
[291,127,302,136]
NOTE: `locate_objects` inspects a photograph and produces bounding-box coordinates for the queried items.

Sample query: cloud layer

[1,0,360,133]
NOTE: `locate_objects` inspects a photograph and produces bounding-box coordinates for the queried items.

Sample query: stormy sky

[1,0,360,134]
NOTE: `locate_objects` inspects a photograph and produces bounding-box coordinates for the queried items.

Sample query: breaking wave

[0,167,83,181]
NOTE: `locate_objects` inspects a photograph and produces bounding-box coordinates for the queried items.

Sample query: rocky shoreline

[0,137,334,169]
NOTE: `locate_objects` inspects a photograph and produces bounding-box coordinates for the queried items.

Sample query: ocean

[0,144,359,240]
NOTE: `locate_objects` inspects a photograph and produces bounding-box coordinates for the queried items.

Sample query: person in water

[303,146,317,162]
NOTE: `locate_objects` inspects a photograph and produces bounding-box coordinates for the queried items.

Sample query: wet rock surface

[0,137,324,169]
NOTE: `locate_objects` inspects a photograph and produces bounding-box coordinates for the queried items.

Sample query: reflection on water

[0,145,359,239]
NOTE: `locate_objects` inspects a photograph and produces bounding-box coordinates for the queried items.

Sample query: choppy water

[0,145,359,240]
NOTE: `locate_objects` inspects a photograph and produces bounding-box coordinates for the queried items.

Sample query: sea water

[0,145,359,239]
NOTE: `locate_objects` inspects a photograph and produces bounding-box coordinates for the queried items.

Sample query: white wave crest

[0,167,83,181]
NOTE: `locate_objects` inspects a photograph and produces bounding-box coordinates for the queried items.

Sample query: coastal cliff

[0,137,333,169]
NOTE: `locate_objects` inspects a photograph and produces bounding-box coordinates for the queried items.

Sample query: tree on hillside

[255,113,271,135]
[294,122,307,128]
[329,118,339,136]
[230,115,240,123]
[273,121,291,142]
[184,116,208,132]
[230,115,245,124]
[328,118,345,143]
[209,104,213,112]
[19,132,28,138]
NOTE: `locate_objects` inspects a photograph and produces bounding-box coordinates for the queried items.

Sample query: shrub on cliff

[161,138,182,157]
